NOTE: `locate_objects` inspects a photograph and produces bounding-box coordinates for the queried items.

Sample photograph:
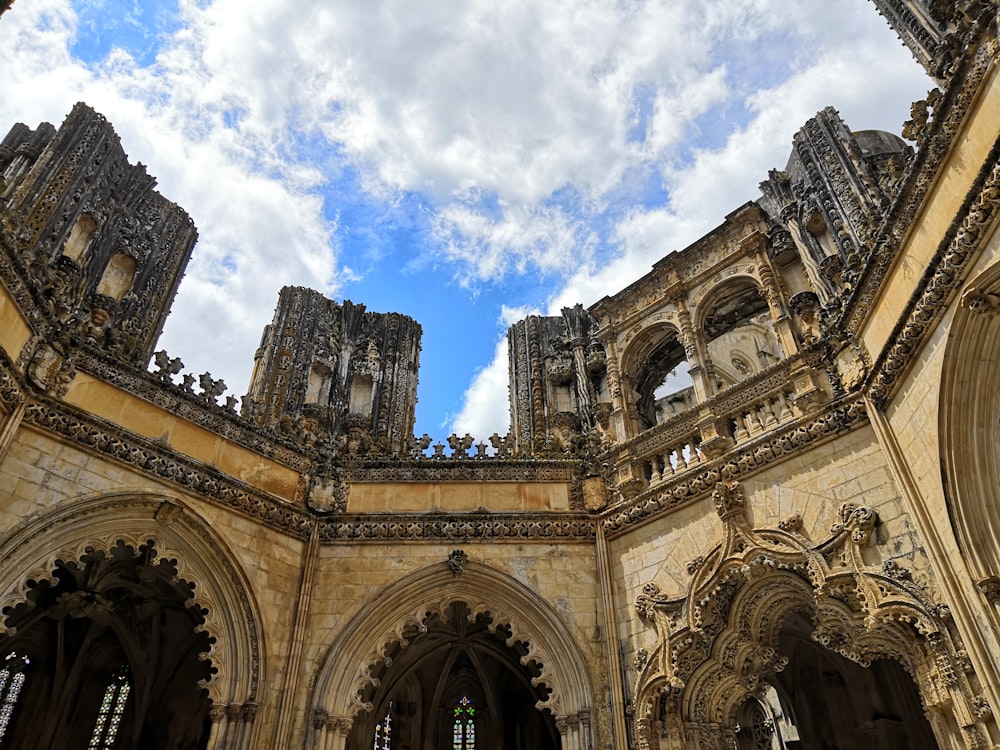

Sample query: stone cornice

[868,133,1000,408]
[599,397,870,538]
[340,460,576,484]
[318,512,595,542]
[843,23,998,337]
[21,396,316,540]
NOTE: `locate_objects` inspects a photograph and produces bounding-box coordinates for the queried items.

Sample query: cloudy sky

[0,0,930,440]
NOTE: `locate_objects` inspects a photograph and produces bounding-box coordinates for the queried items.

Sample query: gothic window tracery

[0,652,29,741]
[372,702,392,750]
[452,696,475,750]
[735,697,779,750]
[88,666,130,749]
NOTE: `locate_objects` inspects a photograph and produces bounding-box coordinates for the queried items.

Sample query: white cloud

[450,337,511,439]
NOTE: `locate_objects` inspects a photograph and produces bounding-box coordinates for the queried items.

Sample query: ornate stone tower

[507,304,607,453]
[758,108,911,311]
[0,103,197,388]
[243,286,421,456]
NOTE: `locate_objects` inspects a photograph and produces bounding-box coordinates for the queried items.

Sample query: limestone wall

[607,422,923,690]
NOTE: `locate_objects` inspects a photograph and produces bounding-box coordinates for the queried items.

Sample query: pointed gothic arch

[941,253,1000,591]
[311,558,595,750]
[0,493,266,749]
[632,481,995,750]
[619,321,693,432]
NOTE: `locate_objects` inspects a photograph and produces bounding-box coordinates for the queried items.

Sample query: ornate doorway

[633,482,993,749]
[769,621,937,749]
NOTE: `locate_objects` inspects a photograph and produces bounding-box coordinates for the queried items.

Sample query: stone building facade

[0,1,999,749]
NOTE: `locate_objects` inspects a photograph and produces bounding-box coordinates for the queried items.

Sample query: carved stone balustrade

[609,353,830,497]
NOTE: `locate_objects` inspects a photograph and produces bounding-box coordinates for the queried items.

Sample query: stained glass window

[89,667,130,749]
[452,696,475,750]
[0,652,29,741]
[372,702,392,750]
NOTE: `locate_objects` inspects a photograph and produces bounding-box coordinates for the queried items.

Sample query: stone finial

[831,502,877,545]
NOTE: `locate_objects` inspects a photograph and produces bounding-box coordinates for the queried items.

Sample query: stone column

[556,717,570,750]
[675,298,714,402]
[0,400,25,462]
[205,704,228,750]
[578,709,592,750]
[753,244,797,357]
[222,703,243,750]
[329,717,352,750]
[600,332,630,443]
[238,702,258,749]
[569,336,595,429]
[312,710,329,750]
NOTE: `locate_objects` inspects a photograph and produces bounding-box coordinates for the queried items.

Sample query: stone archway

[0,494,266,750]
[633,481,994,750]
[0,538,214,749]
[311,557,595,750]
[941,258,1000,602]
[343,600,560,750]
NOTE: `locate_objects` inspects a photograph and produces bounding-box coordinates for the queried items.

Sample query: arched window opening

[773,621,937,749]
[89,666,130,749]
[373,702,392,750]
[452,696,475,750]
[702,281,781,387]
[63,214,98,262]
[632,330,692,431]
[734,697,779,750]
[344,601,560,750]
[0,541,214,749]
[0,652,29,741]
[96,253,136,302]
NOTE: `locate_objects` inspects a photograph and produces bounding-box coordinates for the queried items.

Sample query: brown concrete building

[0,1,998,748]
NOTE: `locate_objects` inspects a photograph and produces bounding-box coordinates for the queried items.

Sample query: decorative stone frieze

[868,138,1000,408]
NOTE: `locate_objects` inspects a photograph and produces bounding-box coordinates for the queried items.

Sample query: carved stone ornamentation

[977,576,1000,603]
[961,287,1000,316]
[25,342,76,397]
[830,502,877,545]
[712,481,746,520]
[446,549,468,576]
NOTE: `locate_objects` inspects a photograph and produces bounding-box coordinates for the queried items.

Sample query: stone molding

[843,19,999,338]
[868,134,1000,408]
[21,398,315,540]
[600,397,869,538]
[318,512,595,542]
[75,349,309,470]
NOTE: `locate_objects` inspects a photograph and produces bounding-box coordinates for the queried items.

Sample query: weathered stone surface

[0,5,999,749]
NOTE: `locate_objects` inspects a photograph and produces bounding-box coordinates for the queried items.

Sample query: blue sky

[0,0,930,439]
